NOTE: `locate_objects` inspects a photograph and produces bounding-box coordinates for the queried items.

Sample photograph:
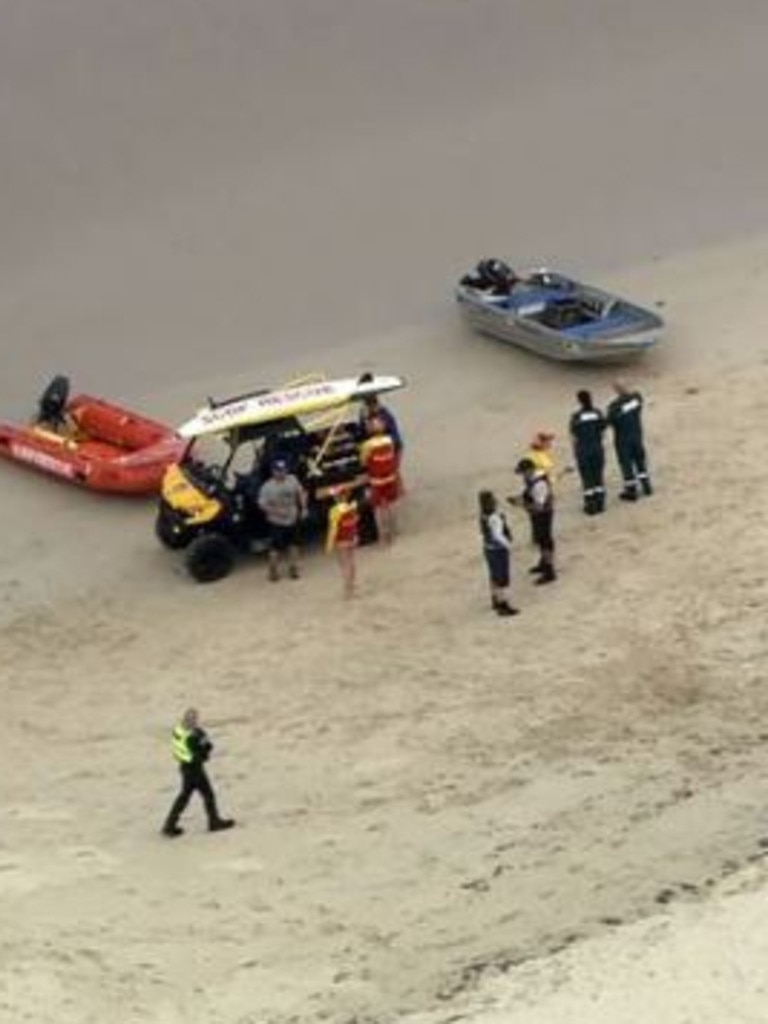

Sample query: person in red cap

[326,486,360,598]
[511,457,557,584]
[525,431,556,478]
[520,431,556,545]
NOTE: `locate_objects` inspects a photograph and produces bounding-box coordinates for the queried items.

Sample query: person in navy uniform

[569,389,607,515]
[161,708,235,838]
[606,381,652,501]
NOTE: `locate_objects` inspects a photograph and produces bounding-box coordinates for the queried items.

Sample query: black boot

[594,491,606,514]
[495,602,520,616]
[535,566,557,585]
[529,562,545,575]
[209,818,236,833]
[619,488,638,502]
[640,478,653,496]
[161,824,184,838]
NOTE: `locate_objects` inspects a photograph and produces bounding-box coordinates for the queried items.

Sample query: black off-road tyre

[185,534,237,583]
[155,511,188,550]
[358,501,379,546]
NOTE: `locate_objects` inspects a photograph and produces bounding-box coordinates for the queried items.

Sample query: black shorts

[269,523,299,552]
[531,510,554,552]
[484,547,510,588]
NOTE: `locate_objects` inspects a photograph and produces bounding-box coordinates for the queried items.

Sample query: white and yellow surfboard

[178,374,406,440]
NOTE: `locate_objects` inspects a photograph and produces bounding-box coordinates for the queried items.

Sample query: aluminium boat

[456,263,664,363]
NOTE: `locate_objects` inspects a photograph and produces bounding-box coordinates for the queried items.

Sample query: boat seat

[30,426,80,450]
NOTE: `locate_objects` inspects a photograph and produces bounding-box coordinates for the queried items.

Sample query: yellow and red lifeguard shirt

[326,498,359,551]
[360,434,399,505]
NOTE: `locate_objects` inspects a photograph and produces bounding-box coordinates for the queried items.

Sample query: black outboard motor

[462,258,516,294]
[37,375,71,428]
[486,259,516,292]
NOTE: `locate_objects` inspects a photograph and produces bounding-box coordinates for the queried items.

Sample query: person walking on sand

[161,708,235,838]
[360,417,400,544]
[607,380,653,501]
[478,490,519,616]
[569,389,607,515]
[511,458,557,584]
[257,458,308,580]
[326,486,360,598]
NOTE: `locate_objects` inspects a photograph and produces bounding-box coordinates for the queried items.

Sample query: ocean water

[2,0,768,404]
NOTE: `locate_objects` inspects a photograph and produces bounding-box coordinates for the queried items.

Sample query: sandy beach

[4,3,768,1022]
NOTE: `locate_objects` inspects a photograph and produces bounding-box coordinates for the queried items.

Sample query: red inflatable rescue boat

[0,376,185,495]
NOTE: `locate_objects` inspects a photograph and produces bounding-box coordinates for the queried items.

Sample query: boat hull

[456,268,664,363]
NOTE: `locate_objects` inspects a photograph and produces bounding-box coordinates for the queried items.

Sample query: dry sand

[4,3,768,1023]
[4,242,768,1024]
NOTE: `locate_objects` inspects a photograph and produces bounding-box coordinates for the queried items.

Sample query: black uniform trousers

[614,434,650,496]
[165,763,222,829]
[530,509,554,555]
[528,508,556,580]
[575,445,605,512]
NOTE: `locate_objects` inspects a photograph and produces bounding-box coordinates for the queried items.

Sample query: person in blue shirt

[359,394,403,456]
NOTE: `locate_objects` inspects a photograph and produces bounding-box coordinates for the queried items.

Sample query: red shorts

[334,525,358,548]
[370,479,399,507]
[335,538,357,550]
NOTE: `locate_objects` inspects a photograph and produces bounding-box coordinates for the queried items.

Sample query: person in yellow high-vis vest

[161,708,235,838]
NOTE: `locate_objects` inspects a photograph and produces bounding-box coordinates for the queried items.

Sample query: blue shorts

[484,547,510,588]
[269,523,299,552]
